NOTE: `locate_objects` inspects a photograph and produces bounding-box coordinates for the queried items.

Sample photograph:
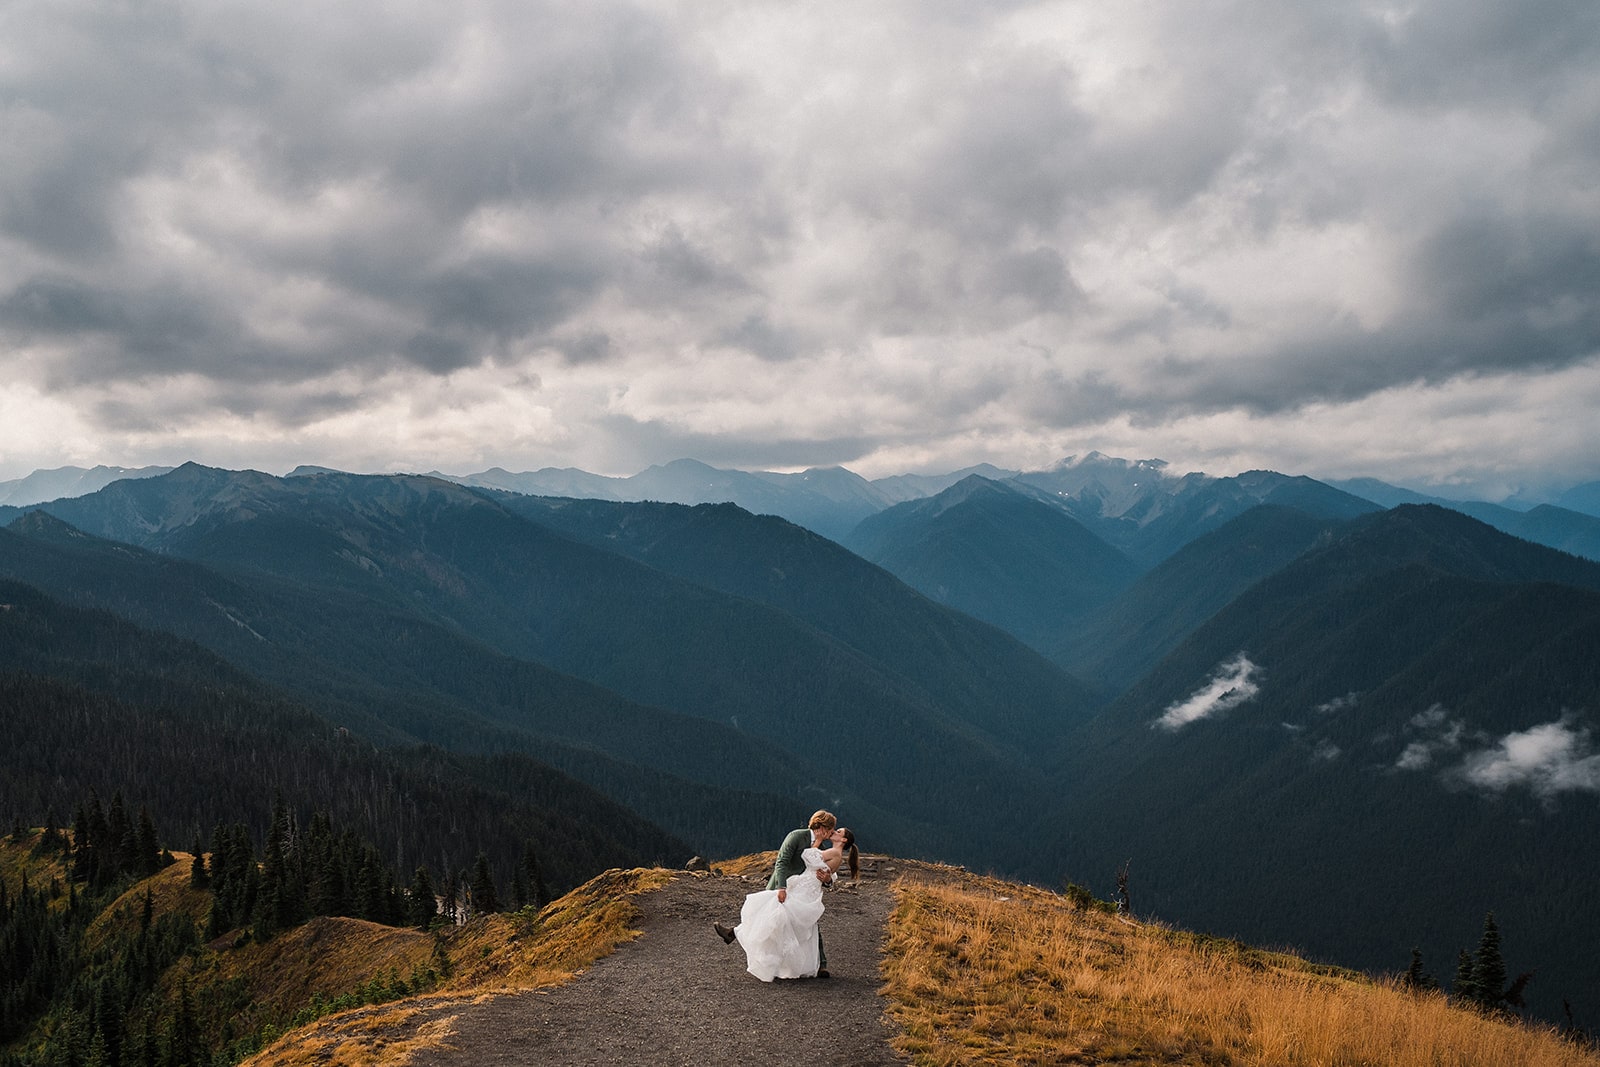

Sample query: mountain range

[0,464,1094,872]
[4,455,1599,1025]
[0,463,173,507]
[13,455,1600,564]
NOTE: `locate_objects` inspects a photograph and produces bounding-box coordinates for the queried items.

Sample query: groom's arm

[768,828,809,892]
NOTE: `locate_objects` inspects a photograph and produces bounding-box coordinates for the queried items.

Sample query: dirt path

[408,865,909,1066]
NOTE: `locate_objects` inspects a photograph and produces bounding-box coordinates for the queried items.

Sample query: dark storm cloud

[0,0,744,413]
[1145,207,1600,419]
[0,274,244,379]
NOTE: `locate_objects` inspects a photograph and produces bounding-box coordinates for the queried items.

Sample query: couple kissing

[714,810,859,981]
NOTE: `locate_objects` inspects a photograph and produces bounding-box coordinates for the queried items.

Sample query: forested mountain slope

[1052,504,1352,690]
[0,520,810,858]
[0,579,688,894]
[5,465,1100,870]
[493,489,1104,729]
[1043,506,1600,1022]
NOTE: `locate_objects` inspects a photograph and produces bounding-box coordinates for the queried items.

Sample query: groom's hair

[807,810,836,833]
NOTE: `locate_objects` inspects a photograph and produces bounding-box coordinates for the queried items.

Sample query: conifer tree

[1403,947,1437,991]
[164,978,204,1067]
[135,807,161,877]
[85,1027,109,1067]
[440,870,459,924]
[189,837,208,889]
[107,791,134,879]
[469,853,498,917]
[409,867,438,930]
[256,803,290,938]
[522,841,549,909]
[135,1009,160,1067]
[511,866,530,911]
[32,810,65,858]
[1474,913,1507,1008]
[1453,949,1479,1005]
[71,802,97,886]
[1459,953,1478,1011]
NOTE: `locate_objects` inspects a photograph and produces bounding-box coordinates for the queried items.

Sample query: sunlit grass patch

[881,874,1599,1067]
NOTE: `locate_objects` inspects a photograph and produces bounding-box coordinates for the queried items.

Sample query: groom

[715,809,839,977]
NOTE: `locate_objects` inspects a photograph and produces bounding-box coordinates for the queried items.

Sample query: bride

[735,829,854,981]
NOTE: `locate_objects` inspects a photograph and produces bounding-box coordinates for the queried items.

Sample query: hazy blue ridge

[842,475,1142,657]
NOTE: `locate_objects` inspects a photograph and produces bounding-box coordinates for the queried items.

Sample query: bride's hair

[837,828,858,880]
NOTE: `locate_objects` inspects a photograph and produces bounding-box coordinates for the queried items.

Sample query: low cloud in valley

[1155,653,1262,731]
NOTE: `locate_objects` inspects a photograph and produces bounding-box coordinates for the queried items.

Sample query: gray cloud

[1454,717,1600,799]
[1155,653,1262,731]
[1392,707,1600,802]
[1,0,1597,486]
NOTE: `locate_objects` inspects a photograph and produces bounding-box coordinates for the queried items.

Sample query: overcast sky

[2,0,1597,496]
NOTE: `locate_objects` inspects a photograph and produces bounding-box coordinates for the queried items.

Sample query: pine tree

[71,802,96,886]
[469,853,498,917]
[164,978,204,1067]
[106,791,134,881]
[256,803,289,939]
[409,867,438,930]
[188,837,208,889]
[1473,912,1509,1010]
[511,866,530,911]
[135,807,161,877]
[440,870,459,924]
[1402,947,1437,991]
[522,842,549,909]
[1453,948,1479,1005]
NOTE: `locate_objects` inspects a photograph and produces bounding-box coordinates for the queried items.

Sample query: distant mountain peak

[1054,452,1172,475]
[5,509,93,543]
[935,473,1015,503]
[0,462,175,508]
[651,458,721,474]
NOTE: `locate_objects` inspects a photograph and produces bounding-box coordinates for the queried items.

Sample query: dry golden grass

[881,874,1600,1067]
[241,866,673,1066]
[433,865,672,994]
[85,851,212,948]
[233,1000,469,1067]
[715,850,779,880]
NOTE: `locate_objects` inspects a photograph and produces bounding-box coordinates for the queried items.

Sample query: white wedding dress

[735,847,827,981]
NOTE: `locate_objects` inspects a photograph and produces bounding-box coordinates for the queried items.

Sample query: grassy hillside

[882,871,1597,1066]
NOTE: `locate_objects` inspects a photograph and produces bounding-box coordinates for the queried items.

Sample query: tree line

[1,788,554,1067]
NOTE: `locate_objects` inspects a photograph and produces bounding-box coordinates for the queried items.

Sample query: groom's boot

[713,922,736,944]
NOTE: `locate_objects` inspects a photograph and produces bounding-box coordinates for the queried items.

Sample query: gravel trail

[408,865,908,1066]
